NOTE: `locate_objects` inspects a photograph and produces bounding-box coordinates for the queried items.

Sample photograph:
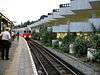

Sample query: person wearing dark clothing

[1,27,11,60]
[17,31,19,41]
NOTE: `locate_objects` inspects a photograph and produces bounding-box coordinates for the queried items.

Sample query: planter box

[69,44,75,54]
[59,41,62,47]
[87,48,96,60]
[52,40,59,46]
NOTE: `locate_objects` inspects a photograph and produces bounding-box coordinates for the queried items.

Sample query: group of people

[0,27,13,60]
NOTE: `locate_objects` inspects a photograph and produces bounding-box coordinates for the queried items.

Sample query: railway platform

[0,37,38,75]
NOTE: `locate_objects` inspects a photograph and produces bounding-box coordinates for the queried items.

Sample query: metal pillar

[0,13,1,33]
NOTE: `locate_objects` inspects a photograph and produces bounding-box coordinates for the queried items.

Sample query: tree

[39,26,56,46]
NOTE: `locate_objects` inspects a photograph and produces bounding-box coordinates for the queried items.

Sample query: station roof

[27,0,100,28]
[0,12,14,26]
[89,0,100,9]
[52,21,100,33]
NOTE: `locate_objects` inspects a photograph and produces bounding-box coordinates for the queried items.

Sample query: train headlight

[29,35,32,38]
[24,35,26,38]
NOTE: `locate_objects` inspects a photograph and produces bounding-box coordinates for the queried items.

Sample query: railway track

[27,40,85,75]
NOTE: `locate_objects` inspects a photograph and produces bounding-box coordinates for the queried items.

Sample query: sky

[0,0,70,25]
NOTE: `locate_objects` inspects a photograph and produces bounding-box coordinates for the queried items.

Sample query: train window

[24,31,26,33]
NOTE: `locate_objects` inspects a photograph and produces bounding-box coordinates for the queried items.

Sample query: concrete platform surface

[0,37,38,75]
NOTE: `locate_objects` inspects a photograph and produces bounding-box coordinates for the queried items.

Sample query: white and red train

[13,27,32,39]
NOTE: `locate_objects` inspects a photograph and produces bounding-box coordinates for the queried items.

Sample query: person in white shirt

[1,27,11,60]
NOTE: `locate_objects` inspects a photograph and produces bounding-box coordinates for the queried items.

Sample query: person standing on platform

[11,31,15,41]
[16,31,19,41]
[1,27,11,60]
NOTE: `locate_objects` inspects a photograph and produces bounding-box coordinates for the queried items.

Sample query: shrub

[52,40,59,48]
[60,32,77,53]
[94,49,100,62]
[91,35,100,49]
[39,26,57,46]
[74,35,87,55]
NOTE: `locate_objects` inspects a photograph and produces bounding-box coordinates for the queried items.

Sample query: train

[13,27,32,39]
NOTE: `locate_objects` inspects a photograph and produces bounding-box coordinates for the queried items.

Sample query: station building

[28,0,100,39]
[51,0,100,39]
